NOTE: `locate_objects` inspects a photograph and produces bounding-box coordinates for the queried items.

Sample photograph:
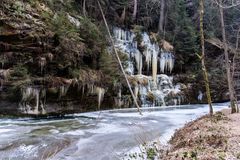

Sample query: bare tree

[158,0,165,34]
[83,0,87,17]
[217,0,238,113]
[232,28,240,113]
[214,0,240,8]
[199,0,214,115]
[132,0,138,22]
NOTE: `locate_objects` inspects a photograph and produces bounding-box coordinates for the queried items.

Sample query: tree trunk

[120,7,126,24]
[132,0,137,22]
[83,0,86,17]
[158,0,165,34]
[233,28,240,113]
[199,0,213,115]
[219,2,237,113]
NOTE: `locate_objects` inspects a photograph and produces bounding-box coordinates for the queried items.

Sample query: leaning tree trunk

[132,0,137,22]
[158,0,165,34]
[97,0,142,115]
[199,0,213,115]
[219,3,237,113]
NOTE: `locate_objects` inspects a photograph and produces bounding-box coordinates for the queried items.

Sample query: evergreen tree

[167,0,199,70]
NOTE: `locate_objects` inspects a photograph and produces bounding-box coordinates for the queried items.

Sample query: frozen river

[0,103,228,160]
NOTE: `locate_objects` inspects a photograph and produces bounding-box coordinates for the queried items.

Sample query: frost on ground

[123,140,166,160]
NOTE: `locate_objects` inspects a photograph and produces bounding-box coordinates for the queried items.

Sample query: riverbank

[163,109,240,160]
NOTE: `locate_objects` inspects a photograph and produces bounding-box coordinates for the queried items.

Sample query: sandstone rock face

[0,0,229,116]
[0,0,117,116]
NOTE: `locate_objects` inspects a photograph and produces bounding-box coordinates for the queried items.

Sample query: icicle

[86,85,106,109]
[22,87,31,101]
[178,96,182,105]
[112,27,182,107]
[59,85,70,98]
[41,103,46,114]
[116,88,122,107]
[21,87,43,115]
[143,48,152,71]
[86,84,91,95]
[118,88,122,100]
[91,85,94,94]
[39,57,46,74]
[123,29,127,41]
[125,61,134,75]
[134,51,143,75]
[159,52,174,73]
[165,53,170,72]
[198,91,203,101]
[118,28,121,40]
[82,85,85,95]
[41,89,47,114]
[174,99,177,106]
[47,53,54,62]
[25,104,31,114]
[96,87,105,109]
[161,95,166,106]
[160,52,165,73]
[169,53,174,73]
[139,85,148,104]
[121,29,124,40]
[152,49,158,83]
[33,90,40,114]
[0,69,10,91]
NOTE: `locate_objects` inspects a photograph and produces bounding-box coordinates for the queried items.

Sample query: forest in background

[0,0,240,115]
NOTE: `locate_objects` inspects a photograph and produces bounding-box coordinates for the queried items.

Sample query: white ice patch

[198,90,203,101]
[19,144,38,157]
[88,123,127,134]
[63,130,85,136]
[0,129,13,134]
[49,129,60,134]
[160,52,175,73]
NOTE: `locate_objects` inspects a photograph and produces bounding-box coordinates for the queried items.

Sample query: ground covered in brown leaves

[163,109,240,160]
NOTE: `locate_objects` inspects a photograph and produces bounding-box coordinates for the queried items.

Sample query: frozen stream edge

[108,103,229,159]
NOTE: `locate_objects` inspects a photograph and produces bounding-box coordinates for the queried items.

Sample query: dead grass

[162,111,240,160]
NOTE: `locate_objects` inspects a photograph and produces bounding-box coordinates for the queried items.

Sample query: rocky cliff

[0,0,127,116]
[0,0,229,116]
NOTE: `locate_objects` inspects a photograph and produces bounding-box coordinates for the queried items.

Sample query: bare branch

[213,0,240,8]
